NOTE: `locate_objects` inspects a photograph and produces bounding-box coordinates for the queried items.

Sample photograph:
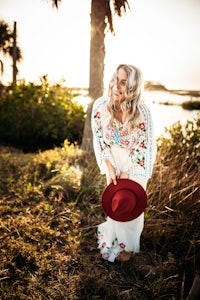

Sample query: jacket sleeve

[91,97,116,174]
[127,103,157,178]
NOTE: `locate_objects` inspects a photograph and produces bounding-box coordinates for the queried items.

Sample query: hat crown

[101,179,147,222]
[111,189,136,217]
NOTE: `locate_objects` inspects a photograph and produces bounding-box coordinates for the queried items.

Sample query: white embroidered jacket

[91,96,157,178]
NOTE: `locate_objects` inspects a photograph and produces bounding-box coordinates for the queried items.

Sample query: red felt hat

[101,179,147,222]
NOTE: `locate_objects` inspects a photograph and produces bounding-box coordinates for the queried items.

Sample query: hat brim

[101,178,147,222]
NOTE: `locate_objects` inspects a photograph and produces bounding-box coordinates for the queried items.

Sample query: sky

[0,0,200,90]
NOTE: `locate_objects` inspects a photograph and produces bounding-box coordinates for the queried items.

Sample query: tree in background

[51,0,130,153]
[0,20,22,85]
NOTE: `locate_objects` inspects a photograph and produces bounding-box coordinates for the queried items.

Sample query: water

[74,91,199,138]
[148,102,199,137]
[144,91,199,137]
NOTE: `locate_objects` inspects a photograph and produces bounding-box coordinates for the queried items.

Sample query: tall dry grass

[0,116,199,299]
[146,119,199,249]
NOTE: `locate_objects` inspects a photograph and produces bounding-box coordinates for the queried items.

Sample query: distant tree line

[144,81,167,91]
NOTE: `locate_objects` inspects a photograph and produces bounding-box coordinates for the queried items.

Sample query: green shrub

[0,79,85,151]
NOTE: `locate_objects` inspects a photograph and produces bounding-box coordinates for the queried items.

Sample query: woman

[91,64,157,262]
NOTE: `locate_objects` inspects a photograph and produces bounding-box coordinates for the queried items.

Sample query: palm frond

[51,0,62,9]
[0,59,4,75]
[106,0,131,34]
[7,46,23,62]
[0,20,13,48]
[113,0,130,16]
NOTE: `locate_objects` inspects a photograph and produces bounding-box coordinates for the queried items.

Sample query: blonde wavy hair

[107,64,144,129]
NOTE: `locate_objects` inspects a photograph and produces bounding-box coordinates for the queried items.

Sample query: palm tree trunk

[12,21,17,85]
[81,0,107,153]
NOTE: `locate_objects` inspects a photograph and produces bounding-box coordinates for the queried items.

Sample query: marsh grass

[0,117,199,299]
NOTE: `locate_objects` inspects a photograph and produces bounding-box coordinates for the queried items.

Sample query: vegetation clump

[182,100,200,110]
[0,117,199,299]
[0,77,85,152]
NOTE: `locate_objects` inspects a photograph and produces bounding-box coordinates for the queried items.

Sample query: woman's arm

[91,98,117,182]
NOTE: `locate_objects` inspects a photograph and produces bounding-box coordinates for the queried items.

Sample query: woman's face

[110,67,128,104]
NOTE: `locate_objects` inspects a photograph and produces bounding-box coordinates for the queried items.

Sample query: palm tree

[51,0,130,153]
[0,20,22,84]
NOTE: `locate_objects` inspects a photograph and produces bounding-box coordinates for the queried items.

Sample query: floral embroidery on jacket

[91,97,156,178]
[119,242,126,249]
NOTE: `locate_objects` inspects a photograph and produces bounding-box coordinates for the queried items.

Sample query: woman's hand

[108,170,117,185]
[105,160,117,185]
[107,171,128,185]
